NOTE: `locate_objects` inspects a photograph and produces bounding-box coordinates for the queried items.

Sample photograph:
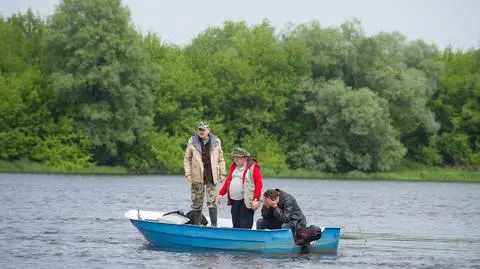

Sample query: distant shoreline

[1,160,478,182]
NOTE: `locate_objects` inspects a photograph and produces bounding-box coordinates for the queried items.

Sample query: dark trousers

[231,199,254,229]
[257,218,299,231]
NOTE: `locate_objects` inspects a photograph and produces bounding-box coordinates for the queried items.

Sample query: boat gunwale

[128,216,295,234]
[124,209,338,234]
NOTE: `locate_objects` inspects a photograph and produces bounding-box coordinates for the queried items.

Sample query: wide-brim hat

[230,147,250,158]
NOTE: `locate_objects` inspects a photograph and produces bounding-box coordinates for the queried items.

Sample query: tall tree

[0,11,92,169]
[289,79,406,172]
[185,20,301,145]
[431,48,480,166]
[44,0,157,164]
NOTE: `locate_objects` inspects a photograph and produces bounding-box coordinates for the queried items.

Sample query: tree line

[0,0,478,174]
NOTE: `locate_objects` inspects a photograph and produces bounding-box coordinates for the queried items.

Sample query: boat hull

[127,210,340,254]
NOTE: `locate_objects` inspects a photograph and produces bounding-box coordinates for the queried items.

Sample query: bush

[436,132,472,166]
[418,144,443,166]
[125,131,186,174]
[241,132,288,173]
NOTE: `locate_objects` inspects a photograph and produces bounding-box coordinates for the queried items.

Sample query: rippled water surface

[1,174,479,268]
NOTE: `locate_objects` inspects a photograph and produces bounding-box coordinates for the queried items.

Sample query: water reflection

[138,242,339,262]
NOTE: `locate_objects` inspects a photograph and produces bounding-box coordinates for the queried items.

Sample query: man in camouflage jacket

[184,122,226,226]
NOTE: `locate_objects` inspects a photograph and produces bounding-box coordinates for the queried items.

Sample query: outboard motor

[294,225,322,254]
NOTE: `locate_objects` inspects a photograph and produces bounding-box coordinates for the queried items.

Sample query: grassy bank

[1,159,479,182]
[0,160,128,175]
[263,159,480,182]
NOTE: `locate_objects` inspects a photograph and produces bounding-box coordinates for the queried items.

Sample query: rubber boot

[208,207,217,227]
[192,210,202,225]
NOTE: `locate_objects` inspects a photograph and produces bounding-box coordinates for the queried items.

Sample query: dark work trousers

[257,218,299,231]
[230,199,254,229]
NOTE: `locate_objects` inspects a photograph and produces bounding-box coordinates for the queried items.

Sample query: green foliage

[44,0,157,163]
[283,21,348,80]
[125,131,185,174]
[289,79,406,172]
[184,20,302,144]
[430,48,480,167]
[417,144,443,166]
[0,2,478,175]
[241,132,288,173]
[0,159,127,174]
[0,9,45,74]
[0,69,92,169]
[435,132,472,166]
[30,117,93,169]
[0,74,25,130]
[148,34,206,136]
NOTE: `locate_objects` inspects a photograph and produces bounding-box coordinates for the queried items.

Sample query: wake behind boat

[125,209,341,254]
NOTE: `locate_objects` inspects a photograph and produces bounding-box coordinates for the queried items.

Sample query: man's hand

[186,175,192,183]
[216,195,223,205]
[265,198,278,209]
[220,175,226,182]
[251,199,259,210]
[264,198,272,208]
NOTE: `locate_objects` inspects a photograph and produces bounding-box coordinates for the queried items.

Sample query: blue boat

[125,209,341,254]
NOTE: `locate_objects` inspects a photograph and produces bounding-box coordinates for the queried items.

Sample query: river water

[0,173,479,268]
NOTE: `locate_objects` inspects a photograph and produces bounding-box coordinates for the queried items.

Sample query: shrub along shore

[1,160,478,182]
